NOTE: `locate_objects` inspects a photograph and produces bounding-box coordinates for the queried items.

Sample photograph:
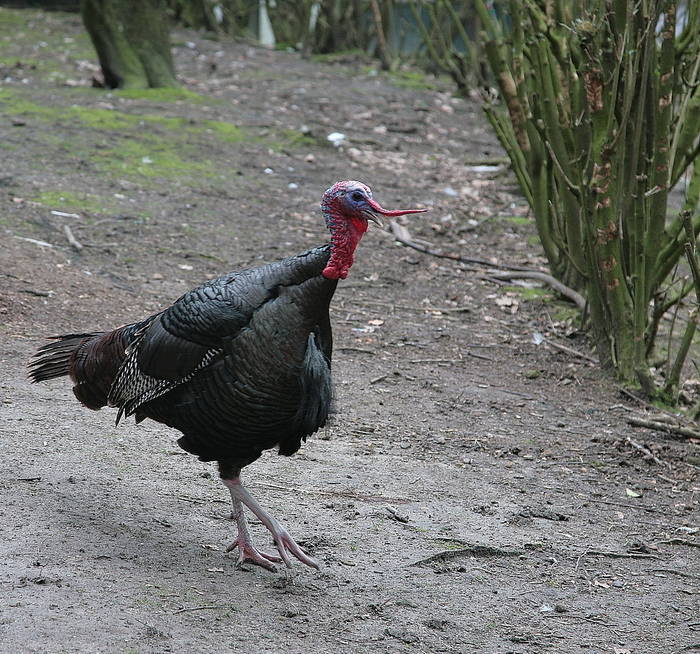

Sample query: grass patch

[198,119,246,143]
[503,285,549,300]
[389,69,437,90]
[551,305,580,322]
[94,137,220,181]
[388,70,438,91]
[32,190,118,214]
[0,7,29,27]
[501,215,531,225]
[2,86,319,189]
[115,87,206,103]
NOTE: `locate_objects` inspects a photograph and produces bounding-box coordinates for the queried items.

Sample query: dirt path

[1,8,698,654]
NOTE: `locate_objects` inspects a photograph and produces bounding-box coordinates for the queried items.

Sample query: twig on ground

[386,220,585,307]
[625,436,670,467]
[387,220,531,271]
[542,338,597,363]
[336,347,375,355]
[583,550,661,560]
[63,225,83,251]
[583,498,665,514]
[386,506,410,523]
[628,416,700,440]
[651,568,700,579]
[173,605,222,614]
[655,538,700,548]
[485,271,586,310]
[355,298,471,313]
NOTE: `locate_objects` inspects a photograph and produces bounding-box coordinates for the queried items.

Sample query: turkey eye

[352,192,364,202]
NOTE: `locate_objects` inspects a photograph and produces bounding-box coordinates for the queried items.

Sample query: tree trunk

[81,0,177,89]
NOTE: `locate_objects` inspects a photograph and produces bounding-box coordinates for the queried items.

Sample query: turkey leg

[222,477,320,570]
[226,492,283,571]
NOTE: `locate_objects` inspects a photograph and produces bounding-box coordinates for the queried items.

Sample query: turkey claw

[226,538,283,571]
[271,528,320,570]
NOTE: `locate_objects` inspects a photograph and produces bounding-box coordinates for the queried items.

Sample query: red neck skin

[322,212,368,280]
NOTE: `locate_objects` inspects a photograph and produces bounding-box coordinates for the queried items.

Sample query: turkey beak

[364,198,428,228]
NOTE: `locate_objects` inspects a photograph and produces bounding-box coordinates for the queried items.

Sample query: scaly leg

[226,492,282,571]
[222,477,320,570]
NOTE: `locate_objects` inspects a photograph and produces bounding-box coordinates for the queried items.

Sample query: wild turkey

[29,181,425,571]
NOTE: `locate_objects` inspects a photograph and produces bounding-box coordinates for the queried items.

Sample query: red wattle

[322,213,367,280]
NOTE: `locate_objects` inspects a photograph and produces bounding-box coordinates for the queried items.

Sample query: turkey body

[32,244,336,474]
[30,180,425,570]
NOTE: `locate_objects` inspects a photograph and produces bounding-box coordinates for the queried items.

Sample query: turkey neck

[322,205,367,281]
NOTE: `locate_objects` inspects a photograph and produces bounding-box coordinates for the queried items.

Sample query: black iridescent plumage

[29,181,425,570]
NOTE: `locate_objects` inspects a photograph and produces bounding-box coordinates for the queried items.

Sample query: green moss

[198,119,246,143]
[32,190,118,214]
[115,87,206,103]
[429,538,465,550]
[0,8,28,27]
[0,88,53,118]
[95,138,219,181]
[503,285,549,300]
[552,305,580,322]
[268,129,318,151]
[389,69,437,90]
[502,215,532,225]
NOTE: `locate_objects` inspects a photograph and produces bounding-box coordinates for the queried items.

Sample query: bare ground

[0,8,698,654]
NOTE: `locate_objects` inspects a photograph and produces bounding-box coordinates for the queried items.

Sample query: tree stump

[81,0,177,89]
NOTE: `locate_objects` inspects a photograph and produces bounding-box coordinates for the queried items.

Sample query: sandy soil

[1,8,698,654]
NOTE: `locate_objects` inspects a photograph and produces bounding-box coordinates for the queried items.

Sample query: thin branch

[388,220,585,309]
[387,220,532,271]
[627,416,700,440]
[63,225,83,251]
[625,436,670,467]
[485,271,586,310]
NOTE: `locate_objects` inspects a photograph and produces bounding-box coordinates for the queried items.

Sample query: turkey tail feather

[29,327,135,411]
[28,333,100,383]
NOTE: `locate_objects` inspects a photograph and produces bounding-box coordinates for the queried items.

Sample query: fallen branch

[651,568,700,579]
[655,538,700,548]
[336,347,375,355]
[63,224,83,251]
[387,220,585,307]
[485,271,586,310]
[583,498,665,514]
[543,338,597,363]
[583,550,661,560]
[173,605,222,614]
[625,436,670,467]
[627,416,700,440]
[387,220,531,271]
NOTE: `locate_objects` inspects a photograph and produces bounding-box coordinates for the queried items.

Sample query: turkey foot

[227,497,283,571]
[223,477,320,570]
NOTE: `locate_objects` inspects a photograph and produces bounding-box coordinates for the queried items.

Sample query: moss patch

[32,190,119,214]
[503,285,549,300]
[389,69,438,90]
[502,215,532,226]
[1,87,316,189]
[115,87,206,103]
